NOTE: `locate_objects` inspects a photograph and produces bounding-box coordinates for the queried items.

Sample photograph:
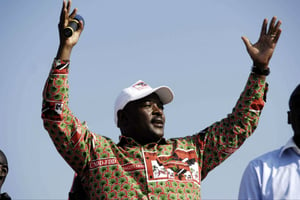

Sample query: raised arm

[41,0,93,175]
[198,17,282,179]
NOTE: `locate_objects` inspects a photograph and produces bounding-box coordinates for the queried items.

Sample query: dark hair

[289,84,300,110]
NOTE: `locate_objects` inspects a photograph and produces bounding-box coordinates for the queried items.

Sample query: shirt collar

[279,137,300,157]
[117,135,167,147]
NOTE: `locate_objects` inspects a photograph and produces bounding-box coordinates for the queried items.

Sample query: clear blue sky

[1,0,299,199]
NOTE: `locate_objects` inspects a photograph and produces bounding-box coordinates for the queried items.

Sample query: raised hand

[56,0,84,60]
[242,16,282,69]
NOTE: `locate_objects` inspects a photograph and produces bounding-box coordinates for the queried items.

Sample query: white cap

[114,80,174,125]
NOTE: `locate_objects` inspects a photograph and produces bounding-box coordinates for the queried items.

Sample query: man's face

[122,93,165,144]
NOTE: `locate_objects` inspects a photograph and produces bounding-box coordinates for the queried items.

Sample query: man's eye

[142,102,152,107]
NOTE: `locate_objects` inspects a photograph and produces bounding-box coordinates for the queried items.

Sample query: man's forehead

[135,93,162,103]
[125,93,162,108]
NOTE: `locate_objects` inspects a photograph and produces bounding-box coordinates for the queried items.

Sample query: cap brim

[128,86,173,105]
[153,86,174,105]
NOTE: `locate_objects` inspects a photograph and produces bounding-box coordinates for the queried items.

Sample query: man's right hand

[56,0,84,60]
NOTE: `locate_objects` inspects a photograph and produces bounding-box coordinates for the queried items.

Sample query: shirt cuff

[52,58,70,74]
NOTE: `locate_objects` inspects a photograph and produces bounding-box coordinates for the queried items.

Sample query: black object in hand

[63,14,84,37]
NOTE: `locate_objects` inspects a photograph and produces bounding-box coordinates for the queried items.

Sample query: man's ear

[117,110,128,128]
[288,111,291,124]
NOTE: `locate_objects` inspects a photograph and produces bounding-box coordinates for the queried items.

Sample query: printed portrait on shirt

[144,149,200,185]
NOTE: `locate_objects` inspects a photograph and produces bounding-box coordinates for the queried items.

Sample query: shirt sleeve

[238,161,261,200]
[41,59,98,175]
[195,73,268,180]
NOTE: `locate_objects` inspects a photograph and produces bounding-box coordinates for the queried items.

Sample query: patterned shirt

[42,59,268,200]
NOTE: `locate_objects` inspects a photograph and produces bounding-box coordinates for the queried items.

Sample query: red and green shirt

[42,59,267,200]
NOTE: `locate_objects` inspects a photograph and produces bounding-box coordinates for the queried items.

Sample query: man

[238,84,300,200]
[0,150,11,200]
[42,0,281,199]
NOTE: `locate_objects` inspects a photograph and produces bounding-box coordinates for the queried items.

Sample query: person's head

[114,80,173,145]
[0,150,8,191]
[288,84,300,145]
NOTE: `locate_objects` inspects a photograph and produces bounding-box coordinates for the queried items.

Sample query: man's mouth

[152,118,164,127]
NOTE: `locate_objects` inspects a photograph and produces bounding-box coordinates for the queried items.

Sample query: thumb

[241,36,252,50]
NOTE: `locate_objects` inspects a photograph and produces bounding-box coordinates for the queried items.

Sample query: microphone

[63,14,85,37]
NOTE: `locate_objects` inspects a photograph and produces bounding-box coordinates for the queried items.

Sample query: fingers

[273,29,282,44]
[65,0,74,25]
[273,18,282,31]
[69,6,77,19]
[58,0,78,30]
[267,17,282,36]
[59,0,67,26]
[66,0,71,13]
[59,0,71,28]
[257,16,282,44]
[269,17,282,44]
[267,16,277,35]
[259,18,268,38]
[65,0,78,25]
[273,19,282,43]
